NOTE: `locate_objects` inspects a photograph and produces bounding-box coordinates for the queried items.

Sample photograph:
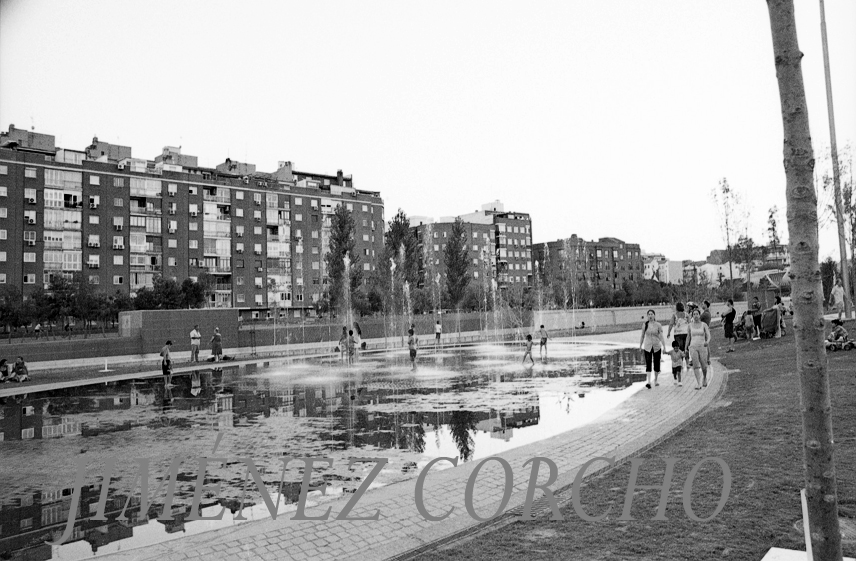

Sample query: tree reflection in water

[449,410,479,462]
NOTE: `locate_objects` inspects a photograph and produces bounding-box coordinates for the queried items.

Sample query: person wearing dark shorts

[724,299,736,352]
[160,340,173,384]
[667,340,684,387]
[751,297,762,339]
[408,329,418,371]
[538,325,548,359]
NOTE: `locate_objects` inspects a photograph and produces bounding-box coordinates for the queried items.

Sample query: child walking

[408,328,419,371]
[667,340,684,387]
[523,334,535,365]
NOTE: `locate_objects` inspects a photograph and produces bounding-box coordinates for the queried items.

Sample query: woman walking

[667,302,689,352]
[639,309,667,389]
[723,299,737,352]
[210,328,223,362]
[686,308,711,389]
[160,341,173,385]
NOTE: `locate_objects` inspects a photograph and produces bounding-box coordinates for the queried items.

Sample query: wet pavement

[0,339,661,560]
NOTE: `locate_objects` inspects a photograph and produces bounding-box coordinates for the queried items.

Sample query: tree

[180,278,206,309]
[133,287,158,310]
[734,236,764,300]
[821,257,838,305]
[767,205,782,249]
[443,218,470,308]
[325,203,362,316]
[383,209,420,286]
[448,410,478,463]
[766,1,842,557]
[0,285,23,343]
[196,272,215,308]
[711,178,740,297]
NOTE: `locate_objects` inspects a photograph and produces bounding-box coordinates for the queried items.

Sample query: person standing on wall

[639,310,667,389]
[210,328,223,362]
[190,325,201,363]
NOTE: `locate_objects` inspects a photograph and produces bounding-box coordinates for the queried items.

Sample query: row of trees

[0,273,215,339]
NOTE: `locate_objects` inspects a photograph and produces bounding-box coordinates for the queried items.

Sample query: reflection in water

[0,344,647,560]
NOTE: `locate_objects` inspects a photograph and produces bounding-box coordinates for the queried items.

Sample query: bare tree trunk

[766,1,843,558]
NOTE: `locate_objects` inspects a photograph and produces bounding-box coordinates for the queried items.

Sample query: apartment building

[533,235,643,290]
[0,125,385,318]
[411,200,533,293]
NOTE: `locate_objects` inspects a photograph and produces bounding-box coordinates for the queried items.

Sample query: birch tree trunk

[766,1,842,558]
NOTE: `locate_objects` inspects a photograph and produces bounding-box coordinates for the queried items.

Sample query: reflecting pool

[0,342,648,560]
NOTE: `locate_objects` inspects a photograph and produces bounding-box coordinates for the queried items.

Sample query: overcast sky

[1,0,854,262]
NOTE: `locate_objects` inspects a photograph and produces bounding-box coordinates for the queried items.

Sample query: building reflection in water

[0,345,645,560]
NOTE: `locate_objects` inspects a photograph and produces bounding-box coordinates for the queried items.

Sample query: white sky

[1,0,854,262]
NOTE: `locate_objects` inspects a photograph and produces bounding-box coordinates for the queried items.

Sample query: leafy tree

[196,272,215,308]
[152,276,183,309]
[325,203,362,315]
[180,278,206,309]
[411,287,433,315]
[711,178,741,297]
[767,205,782,248]
[383,209,420,286]
[133,287,158,310]
[0,285,23,343]
[443,218,470,308]
[821,257,838,304]
[448,410,478,463]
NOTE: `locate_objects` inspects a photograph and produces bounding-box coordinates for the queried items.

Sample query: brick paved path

[96,353,729,561]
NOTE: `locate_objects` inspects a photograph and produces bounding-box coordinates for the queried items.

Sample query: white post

[100,359,112,373]
[801,489,814,561]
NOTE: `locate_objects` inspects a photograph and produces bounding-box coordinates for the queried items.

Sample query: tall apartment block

[0,125,385,318]
[411,200,533,292]
[533,235,643,290]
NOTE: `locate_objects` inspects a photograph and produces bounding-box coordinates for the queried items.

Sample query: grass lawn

[417,318,856,560]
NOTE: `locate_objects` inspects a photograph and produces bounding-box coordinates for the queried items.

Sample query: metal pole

[820,0,851,319]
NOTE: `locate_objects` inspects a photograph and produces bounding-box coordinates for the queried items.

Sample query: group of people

[522,325,550,365]
[0,357,29,383]
[338,322,363,365]
[642,301,713,391]
[159,325,225,383]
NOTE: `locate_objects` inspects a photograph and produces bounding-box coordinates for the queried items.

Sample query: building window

[0,187,6,197]
[295,197,302,205]
[189,222,198,231]
[235,208,244,217]
[235,190,244,200]
[346,203,353,211]
[113,177,124,187]
[0,208,7,218]
[0,230,5,240]
[237,293,245,302]
[90,175,100,185]
[25,168,37,178]
[24,274,36,284]
[363,263,370,271]
[168,239,177,248]
[363,234,369,241]
[114,255,123,265]
[253,226,262,235]
[89,275,99,284]
[167,183,177,196]
[168,257,176,266]
[255,295,264,305]
[24,252,36,262]
[189,240,198,249]
[113,235,124,248]
[89,216,99,225]
[114,276,123,285]
[0,165,7,175]
[0,252,5,261]
[0,273,6,283]
[114,198,123,207]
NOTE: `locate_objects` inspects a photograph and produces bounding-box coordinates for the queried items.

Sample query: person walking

[338,326,348,361]
[34,322,41,341]
[667,340,685,387]
[160,341,173,384]
[210,328,223,362]
[408,328,419,371]
[190,325,201,363]
[639,310,667,389]
[723,299,737,352]
[830,278,846,321]
[686,309,711,389]
[751,296,762,339]
[667,302,689,352]
[538,325,549,359]
[700,301,712,326]
[346,330,356,365]
[522,334,535,365]
[434,320,442,347]
[353,322,363,351]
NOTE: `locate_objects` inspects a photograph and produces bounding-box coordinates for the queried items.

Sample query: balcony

[214,285,232,292]
[208,266,232,274]
[204,194,231,204]
[45,241,63,250]
[87,263,100,269]
[130,264,162,272]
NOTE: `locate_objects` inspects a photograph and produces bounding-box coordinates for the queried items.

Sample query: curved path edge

[94,353,731,561]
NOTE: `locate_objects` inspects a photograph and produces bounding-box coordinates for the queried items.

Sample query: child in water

[523,334,535,365]
[667,340,684,387]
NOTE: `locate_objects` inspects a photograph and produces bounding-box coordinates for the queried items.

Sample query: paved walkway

[96,334,729,561]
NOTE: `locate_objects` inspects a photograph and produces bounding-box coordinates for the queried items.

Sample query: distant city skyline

[1,1,854,262]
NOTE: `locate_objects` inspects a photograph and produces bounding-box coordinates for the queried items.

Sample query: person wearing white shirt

[190,325,202,363]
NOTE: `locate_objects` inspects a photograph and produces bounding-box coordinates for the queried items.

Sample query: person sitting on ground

[10,356,29,383]
[0,359,9,383]
[827,319,848,343]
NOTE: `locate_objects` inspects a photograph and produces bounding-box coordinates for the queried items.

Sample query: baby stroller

[734,321,747,340]
[759,308,780,338]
